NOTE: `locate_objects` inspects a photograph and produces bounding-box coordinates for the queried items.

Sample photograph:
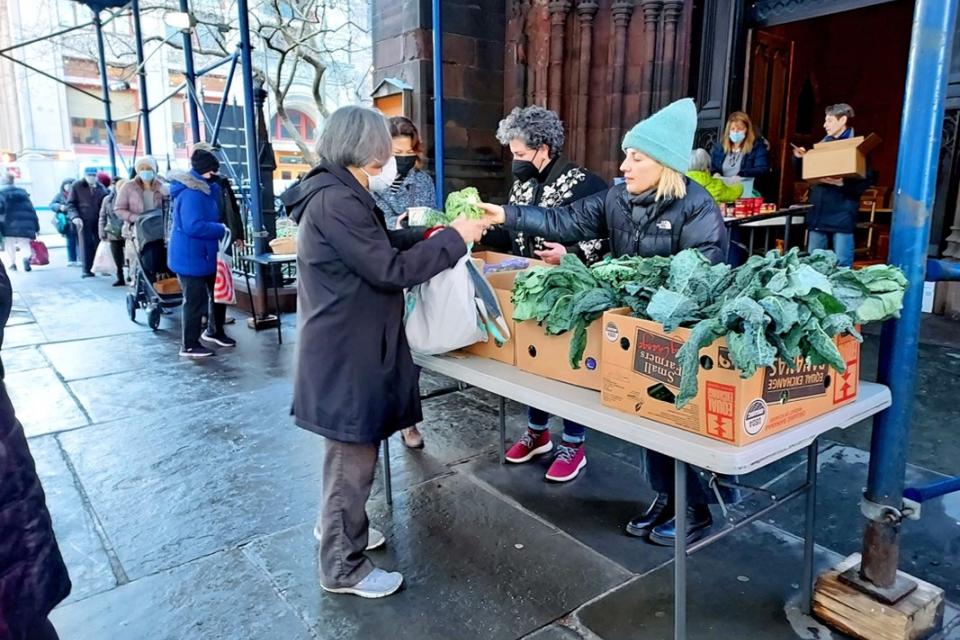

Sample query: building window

[172,123,186,149]
[281,171,292,180]
[70,117,136,147]
[272,109,317,142]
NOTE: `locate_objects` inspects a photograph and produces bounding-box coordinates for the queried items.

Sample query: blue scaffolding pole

[431,0,445,205]
[855,0,959,595]
[92,10,117,177]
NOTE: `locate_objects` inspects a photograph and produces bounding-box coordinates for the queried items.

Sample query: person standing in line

[67,167,108,278]
[167,149,234,357]
[115,156,169,285]
[98,177,127,285]
[0,174,41,273]
[49,179,78,267]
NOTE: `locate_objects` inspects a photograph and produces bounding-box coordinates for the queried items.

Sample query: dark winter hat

[191,149,220,175]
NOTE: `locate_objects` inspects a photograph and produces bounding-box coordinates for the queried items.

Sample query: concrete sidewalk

[4,245,958,639]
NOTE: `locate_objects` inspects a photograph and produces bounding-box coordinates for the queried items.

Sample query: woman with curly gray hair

[483,105,608,484]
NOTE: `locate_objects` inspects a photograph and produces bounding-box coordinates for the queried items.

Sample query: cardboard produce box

[471,251,546,273]
[463,270,519,365]
[600,309,860,446]
[515,319,604,390]
[802,134,881,180]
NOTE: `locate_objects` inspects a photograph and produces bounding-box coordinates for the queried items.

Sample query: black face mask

[512,159,539,183]
[396,155,416,177]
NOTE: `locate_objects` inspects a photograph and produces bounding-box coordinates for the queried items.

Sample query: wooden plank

[813,554,945,640]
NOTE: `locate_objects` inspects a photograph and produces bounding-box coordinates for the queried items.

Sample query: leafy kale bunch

[512,254,671,368]
[423,187,484,226]
[645,248,908,407]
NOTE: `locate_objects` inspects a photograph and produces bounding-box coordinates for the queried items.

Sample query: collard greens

[512,247,907,408]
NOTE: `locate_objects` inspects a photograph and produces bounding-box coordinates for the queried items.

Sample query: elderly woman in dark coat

[479,98,728,548]
[0,262,71,640]
[280,106,487,599]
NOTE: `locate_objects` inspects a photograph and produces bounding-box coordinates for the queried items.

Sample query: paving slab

[243,473,631,640]
[735,445,960,603]
[521,623,588,639]
[18,282,154,343]
[49,549,313,640]
[40,331,182,381]
[28,434,116,603]
[2,345,49,374]
[3,321,48,348]
[57,383,325,579]
[464,447,673,575]
[576,522,851,640]
[6,366,88,436]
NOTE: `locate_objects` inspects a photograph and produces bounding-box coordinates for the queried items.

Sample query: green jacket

[686,170,743,204]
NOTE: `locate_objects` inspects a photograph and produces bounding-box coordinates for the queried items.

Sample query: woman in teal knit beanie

[479,98,728,547]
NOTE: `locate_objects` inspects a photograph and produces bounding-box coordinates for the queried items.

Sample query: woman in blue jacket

[710,111,770,188]
[168,149,231,358]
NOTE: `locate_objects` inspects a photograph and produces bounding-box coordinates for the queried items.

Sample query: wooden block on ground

[813,553,945,640]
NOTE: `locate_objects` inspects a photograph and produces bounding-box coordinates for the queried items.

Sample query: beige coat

[115,177,169,239]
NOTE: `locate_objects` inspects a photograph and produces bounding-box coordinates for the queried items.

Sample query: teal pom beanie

[621,98,698,173]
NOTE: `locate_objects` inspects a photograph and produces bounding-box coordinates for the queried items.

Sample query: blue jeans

[527,407,586,444]
[807,230,854,267]
[65,224,78,263]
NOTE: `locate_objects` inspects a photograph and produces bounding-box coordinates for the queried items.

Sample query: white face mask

[363,156,397,194]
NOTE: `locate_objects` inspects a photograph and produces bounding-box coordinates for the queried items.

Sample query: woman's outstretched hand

[477,202,506,226]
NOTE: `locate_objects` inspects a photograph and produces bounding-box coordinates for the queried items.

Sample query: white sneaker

[321,568,403,599]
[313,525,386,551]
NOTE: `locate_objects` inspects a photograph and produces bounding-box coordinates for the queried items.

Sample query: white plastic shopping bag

[404,253,485,355]
[92,241,114,275]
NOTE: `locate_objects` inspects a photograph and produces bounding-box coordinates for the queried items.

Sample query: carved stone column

[639,0,662,117]
[573,0,599,164]
[548,0,571,115]
[506,0,532,112]
[610,0,635,163]
[659,1,684,108]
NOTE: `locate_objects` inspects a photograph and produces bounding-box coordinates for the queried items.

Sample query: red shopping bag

[30,240,49,266]
[214,233,235,305]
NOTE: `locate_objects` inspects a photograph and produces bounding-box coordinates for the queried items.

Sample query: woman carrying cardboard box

[478,98,729,547]
[793,103,874,267]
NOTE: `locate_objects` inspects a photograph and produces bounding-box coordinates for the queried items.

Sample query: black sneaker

[22,258,31,272]
[179,345,215,358]
[81,271,94,279]
[201,331,237,348]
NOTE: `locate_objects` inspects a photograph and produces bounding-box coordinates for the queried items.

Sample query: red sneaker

[545,443,586,482]
[505,429,553,463]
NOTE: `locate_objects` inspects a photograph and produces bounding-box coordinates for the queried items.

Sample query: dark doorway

[746,0,914,213]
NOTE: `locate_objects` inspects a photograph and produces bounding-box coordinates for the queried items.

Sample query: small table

[236,253,296,344]
[724,205,812,258]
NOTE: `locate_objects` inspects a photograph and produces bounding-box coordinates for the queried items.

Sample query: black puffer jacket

[0,187,40,240]
[503,179,728,264]
[0,263,72,639]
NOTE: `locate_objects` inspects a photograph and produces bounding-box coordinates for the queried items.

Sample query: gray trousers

[318,437,379,588]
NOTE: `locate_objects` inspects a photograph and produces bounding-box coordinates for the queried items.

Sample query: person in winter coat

[372,116,436,230]
[687,148,743,203]
[49,179,78,267]
[167,150,233,358]
[0,262,72,640]
[280,105,487,599]
[98,178,127,285]
[484,105,609,483]
[67,167,108,278]
[793,103,873,267]
[484,105,610,264]
[191,143,244,247]
[709,111,771,189]
[479,98,728,547]
[0,174,40,273]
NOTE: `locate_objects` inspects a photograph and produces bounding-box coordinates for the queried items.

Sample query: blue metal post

[237,0,265,256]
[179,0,201,144]
[211,54,239,147]
[861,0,958,588]
[92,11,117,178]
[131,0,152,155]
[431,0,445,206]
